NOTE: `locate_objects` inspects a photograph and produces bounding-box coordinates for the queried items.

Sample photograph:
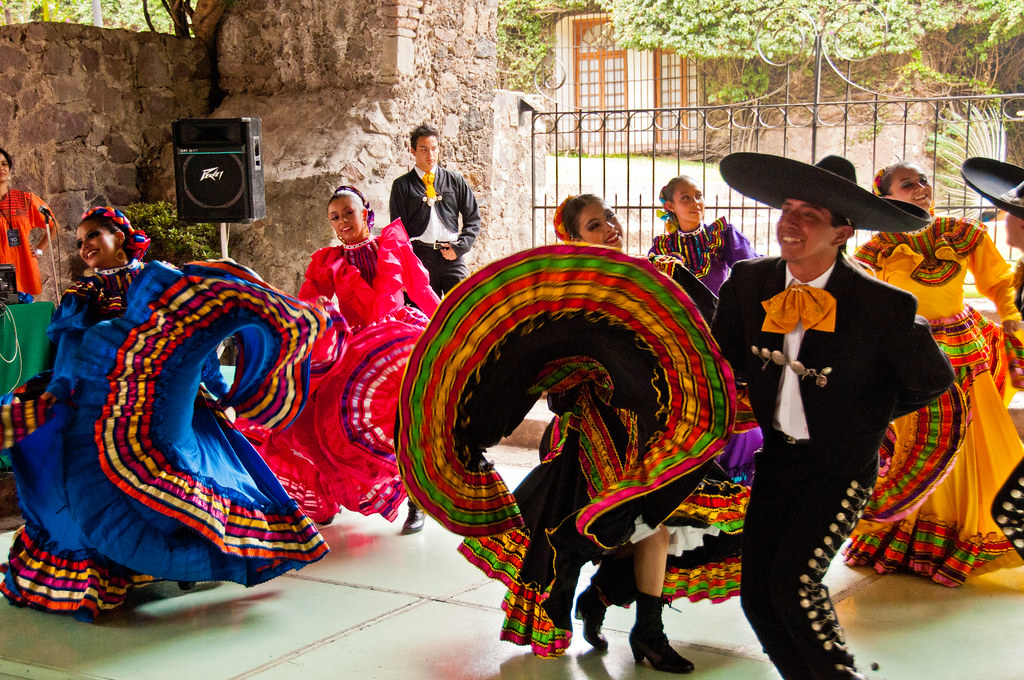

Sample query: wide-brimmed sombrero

[719,153,931,232]
[961,157,1024,220]
[395,244,737,538]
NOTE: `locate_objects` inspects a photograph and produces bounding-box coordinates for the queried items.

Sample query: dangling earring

[115,249,128,264]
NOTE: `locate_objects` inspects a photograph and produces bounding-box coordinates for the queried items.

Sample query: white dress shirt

[771,263,835,440]
[413,166,456,245]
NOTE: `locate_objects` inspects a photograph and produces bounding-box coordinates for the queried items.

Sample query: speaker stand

[220,222,229,259]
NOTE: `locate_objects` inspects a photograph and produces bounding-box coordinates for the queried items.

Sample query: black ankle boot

[629,593,694,674]
[400,500,424,535]
[574,587,609,650]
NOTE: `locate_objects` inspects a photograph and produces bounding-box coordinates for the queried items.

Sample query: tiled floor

[0,448,1022,680]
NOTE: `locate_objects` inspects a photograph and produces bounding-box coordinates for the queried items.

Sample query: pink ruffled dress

[254,219,440,522]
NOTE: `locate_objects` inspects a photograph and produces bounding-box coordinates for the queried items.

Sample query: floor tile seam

[227,589,514,679]
[226,598,433,680]
[830,570,884,601]
[280,571,495,599]
[0,657,113,680]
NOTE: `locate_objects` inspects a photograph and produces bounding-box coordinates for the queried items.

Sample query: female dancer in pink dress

[253,186,439,531]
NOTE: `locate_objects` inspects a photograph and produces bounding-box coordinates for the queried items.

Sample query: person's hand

[39,391,58,407]
[1003,319,1022,336]
[439,243,457,261]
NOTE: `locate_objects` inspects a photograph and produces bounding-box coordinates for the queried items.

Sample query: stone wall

[202,0,505,294]
[0,22,210,299]
[0,8,541,299]
[481,90,546,262]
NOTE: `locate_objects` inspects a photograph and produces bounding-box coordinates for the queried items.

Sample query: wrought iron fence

[530,94,1024,261]
[525,6,1024,266]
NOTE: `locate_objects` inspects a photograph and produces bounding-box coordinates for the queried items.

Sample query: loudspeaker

[172,118,266,223]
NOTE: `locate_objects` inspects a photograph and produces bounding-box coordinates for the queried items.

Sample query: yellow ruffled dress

[845,216,1024,585]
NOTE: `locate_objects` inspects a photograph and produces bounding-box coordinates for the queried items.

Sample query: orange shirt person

[0,147,59,296]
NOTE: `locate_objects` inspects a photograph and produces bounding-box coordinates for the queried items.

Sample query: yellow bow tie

[423,172,437,201]
[761,284,837,334]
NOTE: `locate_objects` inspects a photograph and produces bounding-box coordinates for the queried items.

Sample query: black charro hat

[961,157,1024,220]
[719,152,932,232]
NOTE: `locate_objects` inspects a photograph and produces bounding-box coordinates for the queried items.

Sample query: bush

[122,202,220,265]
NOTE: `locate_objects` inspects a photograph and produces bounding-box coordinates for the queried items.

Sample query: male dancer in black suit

[961,156,1024,562]
[389,123,482,533]
[710,153,955,679]
[389,123,482,297]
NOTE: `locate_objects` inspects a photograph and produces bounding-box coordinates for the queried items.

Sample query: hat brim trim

[720,153,932,233]
[961,157,1024,220]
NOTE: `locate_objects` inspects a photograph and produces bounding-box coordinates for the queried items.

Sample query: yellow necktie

[761,284,837,334]
[423,172,437,202]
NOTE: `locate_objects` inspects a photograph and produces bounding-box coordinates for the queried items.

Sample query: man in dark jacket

[389,123,482,296]
[711,153,955,679]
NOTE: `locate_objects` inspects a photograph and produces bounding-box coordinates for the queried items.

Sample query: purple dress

[650,216,761,483]
[648,217,758,295]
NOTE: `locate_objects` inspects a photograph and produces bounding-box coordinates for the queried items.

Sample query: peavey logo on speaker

[200,167,226,182]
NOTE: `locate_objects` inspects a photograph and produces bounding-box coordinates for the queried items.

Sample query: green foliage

[497,0,605,90]
[599,0,1024,100]
[4,0,174,32]
[497,0,551,90]
[605,0,1018,59]
[123,202,219,264]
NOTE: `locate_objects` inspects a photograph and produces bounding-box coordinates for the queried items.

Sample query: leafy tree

[603,0,1024,100]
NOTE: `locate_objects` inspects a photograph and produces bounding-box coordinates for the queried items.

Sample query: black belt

[771,428,811,446]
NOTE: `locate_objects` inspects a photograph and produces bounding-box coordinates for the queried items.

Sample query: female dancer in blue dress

[1,207,329,621]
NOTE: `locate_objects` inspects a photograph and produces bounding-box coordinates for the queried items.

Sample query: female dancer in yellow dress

[843,161,1024,585]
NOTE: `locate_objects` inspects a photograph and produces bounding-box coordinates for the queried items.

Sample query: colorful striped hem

[2,526,154,621]
[459,531,572,658]
[844,515,1014,587]
[664,556,741,604]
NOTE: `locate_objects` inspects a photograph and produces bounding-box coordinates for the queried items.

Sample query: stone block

[40,44,73,75]
[340,162,367,182]
[17,86,39,114]
[0,101,13,134]
[104,131,139,165]
[52,75,85,104]
[361,104,391,135]
[381,34,415,77]
[474,37,496,59]
[0,44,29,72]
[433,27,456,43]
[136,47,173,89]
[56,110,94,141]
[80,45,100,72]
[0,71,24,99]
[105,166,140,205]
[142,92,178,122]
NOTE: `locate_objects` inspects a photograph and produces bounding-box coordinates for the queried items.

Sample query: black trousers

[411,241,468,297]
[741,430,876,680]
[992,455,1024,560]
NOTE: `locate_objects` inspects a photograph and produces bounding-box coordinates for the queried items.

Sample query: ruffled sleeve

[44,283,95,402]
[853,238,887,272]
[298,248,341,302]
[967,229,1021,322]
[377,218,440,317]
[719,220,759,264]
[300,246,376,327]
